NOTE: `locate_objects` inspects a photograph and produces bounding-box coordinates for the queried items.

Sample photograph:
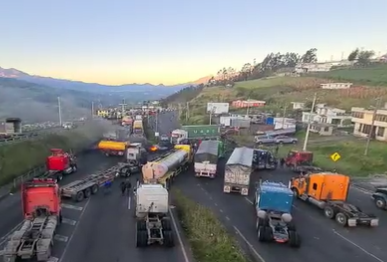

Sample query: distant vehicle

[274,136,298,144]
[63,122,73,129]
[371,188,387,210]
[255,135,275,144]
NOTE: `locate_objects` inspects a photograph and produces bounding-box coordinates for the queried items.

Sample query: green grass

[173,189,248,262]
[271,138,387,177]
[0,122,106,186]
[314,64,387,86]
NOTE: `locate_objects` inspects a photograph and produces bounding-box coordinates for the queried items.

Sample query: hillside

[168,64,387,124]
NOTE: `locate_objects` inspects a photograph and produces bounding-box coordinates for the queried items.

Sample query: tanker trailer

[142,145,192,189]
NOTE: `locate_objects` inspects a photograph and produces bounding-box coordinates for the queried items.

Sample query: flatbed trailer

[61,165,122,202]
[2,216,59,261]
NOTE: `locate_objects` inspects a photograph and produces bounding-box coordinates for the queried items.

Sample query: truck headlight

[370,219,379,227]
[347,218,357,227]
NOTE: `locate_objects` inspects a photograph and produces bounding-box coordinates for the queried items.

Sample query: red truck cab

[285,150,313,167]
[46,148,77,175]
[22,178,62,221]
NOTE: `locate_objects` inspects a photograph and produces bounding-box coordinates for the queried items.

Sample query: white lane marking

[54,234,69,242]
[233,226,266,262]
[47,257,59,262]
[62,218,77,226]
[128,195,131,210]
[226,216,230,221]
[332,229,384,262]
[244,197,253,205]
[61,203,83,211]
[219,209,223,213]
[60,198,91,262]
[214,203,218,206]
[169,208,190,262]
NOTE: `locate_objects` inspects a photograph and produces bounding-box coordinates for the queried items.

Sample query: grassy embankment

[177,65,387,176]
[173,189,249,262]
[0,122,106,187]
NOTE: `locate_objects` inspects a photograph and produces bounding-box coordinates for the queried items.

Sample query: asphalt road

[175,158,387,262]
[0,150,193,262]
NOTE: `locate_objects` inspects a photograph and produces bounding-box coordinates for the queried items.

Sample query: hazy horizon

[1,0,386,85]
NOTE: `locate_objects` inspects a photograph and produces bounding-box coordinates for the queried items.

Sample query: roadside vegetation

[0,122,106,187]
[173,189,248,262]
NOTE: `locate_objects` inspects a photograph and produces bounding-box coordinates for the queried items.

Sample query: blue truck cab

[254,181,301,247]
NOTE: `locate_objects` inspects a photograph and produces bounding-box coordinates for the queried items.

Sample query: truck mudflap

[223,184,249,195]
[347,217,379,227]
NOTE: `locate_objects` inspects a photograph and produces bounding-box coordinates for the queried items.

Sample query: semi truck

[35,148,77,182]
[142,145,192,189]
[252,149,276,170]
[133,120,144,135]
[135,184,174,247]
[194,140,223,178]
[97,140,127,156]
[2,178,62,261]
[61,164,122,202]
[170,125,220,144]
[223,147,253,195]
[118,143,148,177]
[254,181,300,247]
[372,187,387,210]
[290,172,379,227]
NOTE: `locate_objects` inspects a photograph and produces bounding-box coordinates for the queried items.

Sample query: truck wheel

[136,230,147,247]
[75,191,84,202]
[161,218,172,231]
[137,220,147,231]
[56,173,63,182]
[324,206,335,219]
[59,213,63,224]
[375,198,386,209]
[91,184,99,195]
[72,165,78,173]
[163,230,174,247]
[83,188,91,198]
[335,212,348,226]
[291,188,299,198]
[288,231,301,248]
[264,226,273,240]
[257,226,266,242]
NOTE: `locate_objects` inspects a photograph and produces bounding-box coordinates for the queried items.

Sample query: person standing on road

[126,180,132,196]
[120,181,126,196]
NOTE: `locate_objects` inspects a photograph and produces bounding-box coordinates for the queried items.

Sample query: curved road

[0,150,192,262]
[175,158,387,262]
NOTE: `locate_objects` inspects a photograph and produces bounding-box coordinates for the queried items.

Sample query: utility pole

[186,102,189,122]
[302,93,317,151]
[364,98,381,156]
[119,99,127,117]
[155,110,159,134]
[91,101,94,119]
[281,106,288,128]
[57,97,62,125]
[209,107,214,125]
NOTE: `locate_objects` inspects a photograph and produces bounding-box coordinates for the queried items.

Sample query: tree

[357,50,375,65]
[301,48,318,63]
[348,48,359,61]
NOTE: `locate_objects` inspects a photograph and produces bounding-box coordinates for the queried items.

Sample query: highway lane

[175,159,387,262]
[0,151,119,261]
[60,174,192,262]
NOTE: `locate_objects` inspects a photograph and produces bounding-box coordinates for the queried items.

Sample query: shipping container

[182,125,220,139]
[223,147,253,195]
[194,140,220,178]
[231,118,250,128]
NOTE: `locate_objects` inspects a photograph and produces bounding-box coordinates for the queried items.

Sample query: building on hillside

[351,105,387,141]
[320,83,353,89]
[291,102,305,110]
[302,103,352,127]
[310,123,334,136]
[231,99,266,108]
[295,63,332,73]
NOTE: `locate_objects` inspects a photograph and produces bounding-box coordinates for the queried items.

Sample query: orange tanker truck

[97,140,127,156]
[290,172,379,227]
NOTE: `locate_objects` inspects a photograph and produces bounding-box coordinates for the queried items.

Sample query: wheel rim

[337,215,345,224]
[376,199,385,208]
[325,209,332,217]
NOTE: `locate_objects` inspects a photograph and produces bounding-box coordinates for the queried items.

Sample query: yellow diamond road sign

[330,152,341,162]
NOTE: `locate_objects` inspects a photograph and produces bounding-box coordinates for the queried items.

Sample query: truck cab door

[306,176,319,198]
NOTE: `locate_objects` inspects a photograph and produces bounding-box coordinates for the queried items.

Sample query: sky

[0,0,387,85]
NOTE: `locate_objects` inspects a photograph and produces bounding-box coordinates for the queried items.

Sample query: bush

[173,189,248,262]
[0,122,106,186]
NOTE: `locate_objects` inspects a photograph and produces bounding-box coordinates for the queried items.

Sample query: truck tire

[75,191,84,202]
[136,230,148,247]
[56,173,63,182]
[324,206,336,219]
[161,218,172,231]
[163,230,174,247]
[257,226,267,242]
[375,198,386,209]
[91,184,99,195]
[291,188,299,198]
[335,212,348,226]
[288,230,301,248]
[83,188,91,198]
[137,220,147,231]
[72,165,78,173]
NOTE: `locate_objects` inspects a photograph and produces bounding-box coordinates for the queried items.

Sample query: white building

[320,83,353,90]
[291,102,305,110]
[302,103,352,127]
